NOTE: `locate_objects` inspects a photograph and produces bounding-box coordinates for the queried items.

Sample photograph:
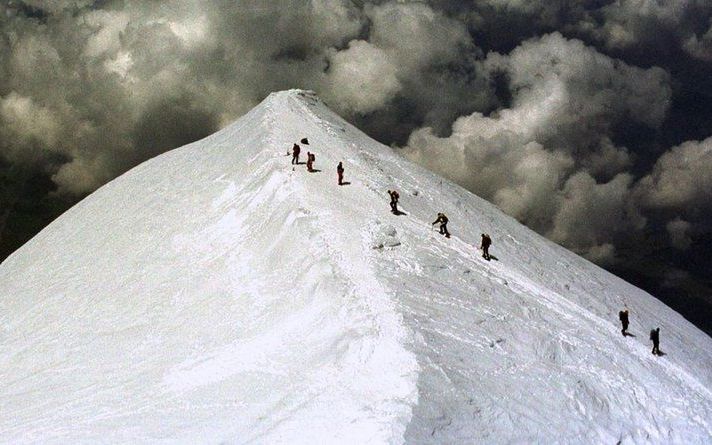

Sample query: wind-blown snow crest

[0,90,711,444]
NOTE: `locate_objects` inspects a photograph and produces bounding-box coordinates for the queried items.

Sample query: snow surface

[1,90,711,444]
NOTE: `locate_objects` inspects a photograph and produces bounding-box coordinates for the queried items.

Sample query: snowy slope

[0,90,711,444]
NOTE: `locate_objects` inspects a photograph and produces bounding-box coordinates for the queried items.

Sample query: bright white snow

[0,90,711,444]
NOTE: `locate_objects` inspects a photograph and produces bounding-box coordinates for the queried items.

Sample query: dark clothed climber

[388,190,400,213]
[432,213,450,238]
[291,144,301,165]
[650,328,661,355]
[337,162,345,185]
[619,309,630,336]
[480,233,492,260]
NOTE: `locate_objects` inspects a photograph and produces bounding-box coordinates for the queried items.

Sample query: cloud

[325,40,401,114]
[0,92,62,158]
[549,172,644,264]
[405,115,574,229]
[356,1,490,133]
[404,33,669,262]
[637,136,712,211]
[666,218,693,250]
[484,33,671,137]
[581,0,712,55]
[449,0,712,69]
[367,1,473,71]
[580,0,691,49]
[683,19,712,62]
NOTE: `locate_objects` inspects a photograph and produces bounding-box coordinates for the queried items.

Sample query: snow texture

[1,90,711,444]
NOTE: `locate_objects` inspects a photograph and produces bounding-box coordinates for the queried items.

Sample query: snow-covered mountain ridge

[0,90,710,444]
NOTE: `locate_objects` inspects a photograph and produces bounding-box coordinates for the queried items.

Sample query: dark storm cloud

[1,0,712,332]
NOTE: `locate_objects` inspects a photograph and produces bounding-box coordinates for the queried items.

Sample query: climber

[619,308,630,336]
[291,143,301,165]
[306,152,315,172]
[388,189,400,213]
[432,213,450,238]
[650,327,661,355]
[480,233,492,260]
[337,161,345,185]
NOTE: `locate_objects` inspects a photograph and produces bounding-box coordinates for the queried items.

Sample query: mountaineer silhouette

[432,213,450,238]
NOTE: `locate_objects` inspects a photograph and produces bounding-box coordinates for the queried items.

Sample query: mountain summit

[1,90,711,444]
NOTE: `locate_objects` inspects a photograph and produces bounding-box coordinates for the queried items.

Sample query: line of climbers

[290,139,666,356]
[291,139,495,263]
[619,308,663,356]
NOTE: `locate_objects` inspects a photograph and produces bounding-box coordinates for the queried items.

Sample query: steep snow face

[0,90,711,444]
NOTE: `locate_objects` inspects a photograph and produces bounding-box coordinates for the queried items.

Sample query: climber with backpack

[307,152,316,172]
[480,233,492,260]
[388,190,400,213]
[619,308,630,336]
[432,213,450,238]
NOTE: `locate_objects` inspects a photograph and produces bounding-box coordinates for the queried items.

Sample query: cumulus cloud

[484,33,671,137]
[549,172,644,263]
[405,115,574,231]
[325,40,401,114]
[0,92,62,157]
[405,33,668,262]
[579,0,693,49]
[452,0,712,71]
[637,136,712,211]
[683,18,712,61]
[353,2,491,135]
[367,1,473,71]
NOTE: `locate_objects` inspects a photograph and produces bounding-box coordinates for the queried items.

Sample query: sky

[0,0,711,335]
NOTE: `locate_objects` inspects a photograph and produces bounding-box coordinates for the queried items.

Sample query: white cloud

[637,136,712,210]
[324,40,401,114]
[485,32,671,137]
[83,10,131,59]
[403,33,671,261]
[549,172,644,263]
[366,2,473,72]
[0,92,62,156]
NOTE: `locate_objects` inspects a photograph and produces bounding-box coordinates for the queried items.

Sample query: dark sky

[1,0,711,335]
